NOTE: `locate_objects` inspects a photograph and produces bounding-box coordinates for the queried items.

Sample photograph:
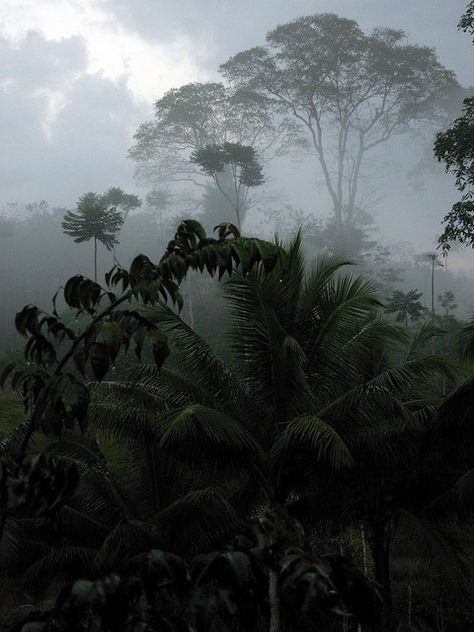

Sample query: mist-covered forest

[0,1,473,631]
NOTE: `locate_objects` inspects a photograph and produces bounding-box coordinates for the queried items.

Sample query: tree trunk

[235,199,242,233]
[431,258,435,321]
[408,583,412,629]
[269,568,280,632]
[187,275,194,329]
[370,518,393,632]
[334,201,343,239]
[94,237,98,283]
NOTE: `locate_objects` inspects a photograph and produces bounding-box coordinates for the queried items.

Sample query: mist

[1,0,473,351]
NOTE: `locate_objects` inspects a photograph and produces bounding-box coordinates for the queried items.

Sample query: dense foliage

[435,1,474,250]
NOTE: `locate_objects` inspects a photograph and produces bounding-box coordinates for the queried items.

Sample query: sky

[0,0,473,254]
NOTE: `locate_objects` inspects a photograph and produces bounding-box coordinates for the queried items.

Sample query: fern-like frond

[158,405,260,456]
[393,508,469,599]
[92,520,160,574]
[21,546,96,592]
[272,415,353,469]
[154,487,243,554]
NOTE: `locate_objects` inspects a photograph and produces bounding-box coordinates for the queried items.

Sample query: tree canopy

[190,142,264,231]
[221,13,457,235]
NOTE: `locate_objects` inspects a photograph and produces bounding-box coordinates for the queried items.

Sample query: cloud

[0,0,210,101]
[98,0,473,83]
[0,31,147,207]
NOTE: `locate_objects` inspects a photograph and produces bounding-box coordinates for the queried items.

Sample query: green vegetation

[0,217,473,631]
[435,2,474,250]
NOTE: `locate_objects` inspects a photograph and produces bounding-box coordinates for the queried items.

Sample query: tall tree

[190,142,264,232]
[62,192,123,282]
[129,82,291,226]
[386,289,425,328]
[146,188,170,241]
[438,290,457,318]
[416,252,444,320]
[221,13,456,236]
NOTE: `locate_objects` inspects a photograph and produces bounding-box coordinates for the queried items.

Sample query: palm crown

[62,192,124,281]
[62,192,123,249]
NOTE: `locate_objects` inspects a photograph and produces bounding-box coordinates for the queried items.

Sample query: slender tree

[386,289,425,328]
[146,188,170,242]
[416,252,444,320]
[62,192,124,282]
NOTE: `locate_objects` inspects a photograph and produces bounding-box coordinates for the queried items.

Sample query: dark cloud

[0,31,146,209]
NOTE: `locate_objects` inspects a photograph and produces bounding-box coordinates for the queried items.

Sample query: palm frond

[295,250,354,336]
[458,320,474,361]
[305,274,382,367]
[0,519,51,575]
[404,321,446,360]
[0,422,38,456]
[92,520,160,573]
[143,302,247,412]
[272,415,353,469]
[88,380,165,445]
[433,377,474,433]
[21,546,96,592]
[154,487,244,554]
[393,508,469,599]
[158,404,260,456]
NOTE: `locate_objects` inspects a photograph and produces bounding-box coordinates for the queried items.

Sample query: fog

[1,0,473,350]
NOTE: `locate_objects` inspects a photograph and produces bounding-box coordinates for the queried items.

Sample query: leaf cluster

[191,143,264,188]
[62,193,124,251]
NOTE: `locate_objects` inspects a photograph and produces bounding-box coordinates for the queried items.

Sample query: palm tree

[288,322,465,631]
[85,237,461,631]
[386,289,426,328]
[62,192,124,282]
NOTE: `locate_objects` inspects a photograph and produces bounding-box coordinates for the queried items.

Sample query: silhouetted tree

[146,188,170,241]
[438,290,458,317]
[62,192,123,282]
[386,290,425,328]
[191,142,264,231]
[221,13,456,237]
[100,187,141,264]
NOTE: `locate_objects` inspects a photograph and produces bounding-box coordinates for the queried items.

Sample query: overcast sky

[0,0,473,257]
